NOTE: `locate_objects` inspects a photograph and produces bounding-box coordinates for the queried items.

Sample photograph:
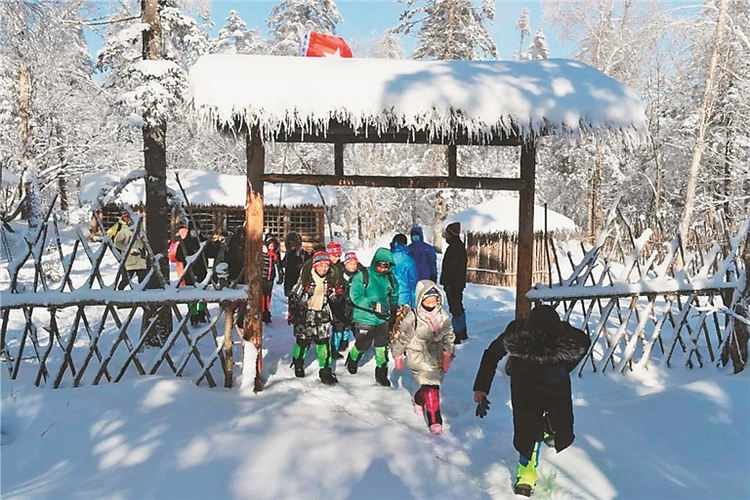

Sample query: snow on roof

[446,195,577,234]
[189,55,647,143]
[1,170,19,187]
[79,169,337,208]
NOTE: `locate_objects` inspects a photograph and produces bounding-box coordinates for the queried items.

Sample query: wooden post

[223,305,234,388]
[516,140,536,319]
[245,128,265,392]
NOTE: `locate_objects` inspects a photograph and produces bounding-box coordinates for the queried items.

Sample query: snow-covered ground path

[2,281,749,499]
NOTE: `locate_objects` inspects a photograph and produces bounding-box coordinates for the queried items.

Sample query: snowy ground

[2,278,748,500]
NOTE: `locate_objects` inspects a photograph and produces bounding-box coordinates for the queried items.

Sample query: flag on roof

[299,31,353,58]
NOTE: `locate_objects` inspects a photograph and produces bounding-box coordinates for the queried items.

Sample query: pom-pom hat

[343,251,358,264]
[326,241,343,257]
[312,251,330,266]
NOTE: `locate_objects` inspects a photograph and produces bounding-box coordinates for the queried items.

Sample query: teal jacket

[349,247,399,326]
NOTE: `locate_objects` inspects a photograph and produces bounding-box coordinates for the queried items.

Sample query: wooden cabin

[79,169,336,249]
[446,195,577,287]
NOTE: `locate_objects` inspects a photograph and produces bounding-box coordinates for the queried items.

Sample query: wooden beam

[447,145,457,177]
[245,128,265,392]
[516,140,537,320]
[263,173,525,191]
[334,142,344,176]
[229,121,527,146]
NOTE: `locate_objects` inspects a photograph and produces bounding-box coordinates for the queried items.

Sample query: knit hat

[312,251,330,266]
[343,251,358,265]
[326,241,343,257]
[423,287,440,299]
[445,222,460,237]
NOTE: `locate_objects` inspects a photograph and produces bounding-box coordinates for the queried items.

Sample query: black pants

[118,269,148,290]
[353,321,390,352]
[444,286,465,317]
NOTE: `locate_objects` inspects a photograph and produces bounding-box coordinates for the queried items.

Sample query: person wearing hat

[346,247,399,387]
[110,210,148,291]
[390,280,455,435]
[440,222,468,344]
[173,225,209,325]
[281,231,309,297]
[407,226,438,282]
[288,251,344,385]
[261,235,284,324]
[329,248,362,359]
[390,233,418,308]
[471,305,591,496]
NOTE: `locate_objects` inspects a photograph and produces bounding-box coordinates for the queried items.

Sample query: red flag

[299,31,353,58]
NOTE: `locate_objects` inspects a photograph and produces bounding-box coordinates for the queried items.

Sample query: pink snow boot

[430,423,443,435]
[422,385,443,430]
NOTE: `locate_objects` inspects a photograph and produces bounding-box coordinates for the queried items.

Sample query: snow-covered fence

[529,217,748,374]
[0,208,247,388]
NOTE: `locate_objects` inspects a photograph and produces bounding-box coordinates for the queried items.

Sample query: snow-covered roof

[1,170,20,187]
[189,55,647,143]
[446,195,576,234]
[79,169,337,208]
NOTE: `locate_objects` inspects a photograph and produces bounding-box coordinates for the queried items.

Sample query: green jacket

[349,247,398,326]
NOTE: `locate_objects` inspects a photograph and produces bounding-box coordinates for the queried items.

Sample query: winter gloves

[393,355,404,372]
[475,394,491,418]
[442,352,454,373]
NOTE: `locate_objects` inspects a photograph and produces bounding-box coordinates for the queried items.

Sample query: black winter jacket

[473,318,590,457]
[440,235,467,290]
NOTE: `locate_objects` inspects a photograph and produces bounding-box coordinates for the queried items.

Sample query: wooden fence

[1,204,248,389]
[466,231,554,287]
[528,214,749,374]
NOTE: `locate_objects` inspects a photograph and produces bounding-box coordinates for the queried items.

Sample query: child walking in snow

[472,305,590,496]
[288,251,344,385]
[390,280,455,434]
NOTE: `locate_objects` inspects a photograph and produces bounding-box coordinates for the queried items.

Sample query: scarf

[418,306,443,341]
[309,271,326,311]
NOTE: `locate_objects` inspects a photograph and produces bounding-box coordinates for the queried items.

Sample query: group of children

[282,228,458,436]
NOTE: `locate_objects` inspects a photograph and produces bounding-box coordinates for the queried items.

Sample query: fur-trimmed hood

[504,322,589,366]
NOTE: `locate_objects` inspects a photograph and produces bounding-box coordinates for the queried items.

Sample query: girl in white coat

[390,280,455,434]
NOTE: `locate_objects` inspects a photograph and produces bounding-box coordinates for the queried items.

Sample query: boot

[262,311,272,324]
[319,367,338,386]
[291,356,305,378]
[346,350,363,375]
[422,385,442,428]
[514,442,541,496]
[338,339,349,352]
[429,423,443,435]
[375,365,391,387]
[331,349,343,360]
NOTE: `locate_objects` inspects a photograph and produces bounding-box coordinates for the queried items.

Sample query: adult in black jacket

[282,231,309,297]
[472,305,591,496]
[440,222,467,343]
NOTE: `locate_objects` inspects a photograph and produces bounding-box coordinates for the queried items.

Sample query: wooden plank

[245,128,265,392]
[447,145,457,177]
[334,142,344,176]
[263,173,525,191]
[515,140,536,319]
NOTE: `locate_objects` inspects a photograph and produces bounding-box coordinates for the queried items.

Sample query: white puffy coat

[390,279,455,386]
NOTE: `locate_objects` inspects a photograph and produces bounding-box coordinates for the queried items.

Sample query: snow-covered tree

[529,28,549,59]
[515,8,531,60]
[368,29,405,59]
[214,9,267,55]
[266,0,344,56]
[394,0,497,60]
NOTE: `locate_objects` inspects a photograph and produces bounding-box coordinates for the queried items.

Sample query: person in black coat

[472,305,591,496]
[282,231,309,297]
[440,222,468,344]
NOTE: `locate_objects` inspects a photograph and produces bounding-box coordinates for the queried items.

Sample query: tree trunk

[678,0,729,243]
[55,122,68,212]
[141,0,172,345]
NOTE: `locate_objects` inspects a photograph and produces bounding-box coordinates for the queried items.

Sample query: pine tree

[515,8,531,60]
[214,9,266,55]
[529,28,549,59]
[266,0,344,56]
[394,0,497,60]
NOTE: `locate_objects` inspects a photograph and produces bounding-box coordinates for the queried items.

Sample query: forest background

[1,0,748,249]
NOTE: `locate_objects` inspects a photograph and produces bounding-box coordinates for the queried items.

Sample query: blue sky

[207,0,558,59]
[85,1,569,61]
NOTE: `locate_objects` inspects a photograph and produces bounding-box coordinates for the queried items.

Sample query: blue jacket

[390,241,418,307]
[407,226,438,282]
